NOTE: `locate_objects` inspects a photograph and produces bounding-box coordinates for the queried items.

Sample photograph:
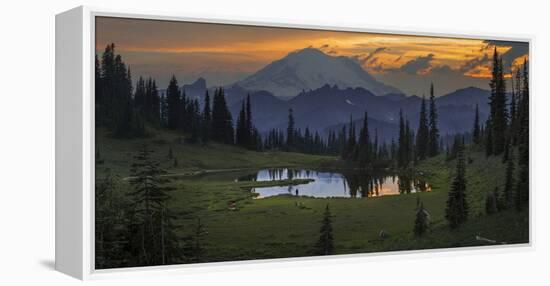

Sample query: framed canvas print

[55,6,532,280]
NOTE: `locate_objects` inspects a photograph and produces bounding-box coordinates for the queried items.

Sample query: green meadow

[96,128,529,264]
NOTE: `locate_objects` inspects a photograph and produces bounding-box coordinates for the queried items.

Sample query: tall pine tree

[166,76,181,130]
[245,94,253,148]
[314,204,334,255]
[515,59,529,210]
[127,145,181,266]
[201,90,211,143]
[398,110,407,168]
[286,108,295,148]
[487,48,508,155]
[472,104,481,144]
[416,96,429,160]
[235,101,247,146]
[428,83,439,157]
[358,112,371,167]
[211,88,234,144]
[445,140,468,229]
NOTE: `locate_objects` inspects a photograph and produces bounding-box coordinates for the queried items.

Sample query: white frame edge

[55,5,534,281]
[55,5,93,280]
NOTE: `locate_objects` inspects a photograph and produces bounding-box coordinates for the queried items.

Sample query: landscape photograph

[93,16,530,269]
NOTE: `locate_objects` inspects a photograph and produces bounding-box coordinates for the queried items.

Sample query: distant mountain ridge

[157,45,492,144]
[317,86,491,143]
[225,84,491,143]
[159,74,491,143]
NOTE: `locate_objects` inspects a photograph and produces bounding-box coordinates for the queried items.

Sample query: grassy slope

[97,129,529,263]
[373,147,529,252]
[96,128,337,177]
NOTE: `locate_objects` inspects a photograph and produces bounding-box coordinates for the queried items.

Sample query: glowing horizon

[96,16,528,95]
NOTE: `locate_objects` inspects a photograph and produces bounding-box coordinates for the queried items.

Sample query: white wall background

[0,0,548,284]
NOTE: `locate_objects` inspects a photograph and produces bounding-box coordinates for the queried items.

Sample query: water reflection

[238,168,431,199]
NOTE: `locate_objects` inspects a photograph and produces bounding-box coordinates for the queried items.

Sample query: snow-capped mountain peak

[234,48,401,99]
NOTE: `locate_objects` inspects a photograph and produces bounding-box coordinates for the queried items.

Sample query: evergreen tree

[188,99,201,143]
[134,76,146,112]
[127,145,181,266]
[97,44,115,126]
[96,44,144,137]
[235,101,247,146]
[245,94,253,148]
[166,76,181,130]
[179,90,189,133]
[485,189,498,215]
[515,59,529,210]
[201,91,211,143]
[159,94,168,127]
[472,104,481,144]
[286,108,295,148]
[357,112,371,167]
[373,128,379,161]
[95,54,103,123]
[515,159,529,211]
[414,201,429,237]
[95,171,128,268]
[157,203,181,265]
[315,204,334,255]
[416,96,429,160]
[211,88,234,144]
[406,120,414,164]
[235,95,258,150]
[114,60,143,137]
[445,141,468,229]
[146,79,161,124]
[390,139,396,164]
[485,118,493,156]
[428,83,439,157]
[304,127,312,153]
[339,125,347,158]
[509,68,519,145]
[447,134,464,161]
[345,115,356,160]
[251,127,262,151]
[398,110,406,168]
[488,48,508,155]
[135,77,160,125]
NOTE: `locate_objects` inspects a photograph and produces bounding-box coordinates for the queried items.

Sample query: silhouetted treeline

[263,108,330,155]
[163,76,239,145]
[336,113,393,168]
[445,50,530,229]
[96,44,146,137]
[236,95,262,149]
[334,83,441,169]
[95,43,263,149]
[481,49,529,212]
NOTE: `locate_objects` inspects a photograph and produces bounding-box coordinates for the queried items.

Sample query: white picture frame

[55,6,534,280]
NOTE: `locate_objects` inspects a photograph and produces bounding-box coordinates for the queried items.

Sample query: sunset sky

[96,17,529,96]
